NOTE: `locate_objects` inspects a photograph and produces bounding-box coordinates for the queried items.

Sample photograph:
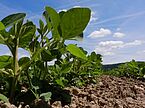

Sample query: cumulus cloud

[94,40,145,56]
[95,41,124,56]
[88,28,112,38]
[113,32,126,38]
[95,47,115,56]
[99,41,124,48]
[125,40,145,46]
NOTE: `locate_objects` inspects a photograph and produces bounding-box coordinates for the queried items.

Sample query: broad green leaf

[39,19,44,30]
[0,29,11,45]
[66,44,87,60]
[41,49,61,62]
[0,93,9,103]
[0,55,13,69]
[60,8,91,39]
[36,60,44,69]
[44,6,60,40]
[90,52,102,62]
[40,92,52,101]
[19,57,30,67]
[1,13,26,28]
[19,21,36,49]
[41,49,52,62]
[0,22,5,30]
[0,34,5,45]
[59,11,66,19]
[55,77,66,87]
[45,6,60,28]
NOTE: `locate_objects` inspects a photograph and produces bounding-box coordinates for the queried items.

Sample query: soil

[1,75,145,108]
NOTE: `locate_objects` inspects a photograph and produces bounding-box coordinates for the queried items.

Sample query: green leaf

[41,49,61,62]
[0,34,6,45]
[19,21,36,49]
[55,77,66,87]
[44,6,60,40]
[0,94,9,103]
[0,29,11,45]
[66,44,87,60]
[1,13,26,28]
[41,49,52,62]
[19,57,30,67]
[0,22,5,30]
[39,19,44,30]
[0,55,13,69]
[45,6,60,28]
[40,92,52,101]
[60,8,91,39]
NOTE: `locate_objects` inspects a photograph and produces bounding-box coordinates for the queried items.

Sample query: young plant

[0,13,36,103]
[0,6,91,103]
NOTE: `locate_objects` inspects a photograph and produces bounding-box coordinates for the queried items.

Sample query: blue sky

[0,0,145,64]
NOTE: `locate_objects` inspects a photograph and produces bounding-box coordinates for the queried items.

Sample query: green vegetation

[0,6,100,104]
[103,60,145,79]
[0,6,145,106]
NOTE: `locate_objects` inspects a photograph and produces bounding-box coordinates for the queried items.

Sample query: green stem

[26,69,33,89]
[9,39,19,103]
[43,62,48,79]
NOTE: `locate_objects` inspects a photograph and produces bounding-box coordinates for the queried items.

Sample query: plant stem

[26,69,33,89]
[10,38,19,103]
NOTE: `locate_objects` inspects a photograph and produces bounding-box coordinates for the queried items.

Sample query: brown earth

[53,75,145,108]
[1,75,145,108]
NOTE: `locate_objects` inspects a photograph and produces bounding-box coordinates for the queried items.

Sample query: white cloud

[94,40,145,56]
[99,41,124,48]
[95,41,124,56]
[88,28,112,38]
[95,47,115,56]
[90,11,98,22]
[113,32,125,38]
[125,40,145,46]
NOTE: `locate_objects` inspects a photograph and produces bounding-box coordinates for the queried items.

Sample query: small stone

[126,97,134,104]
[63,105,69,108]
[70,104,77,108]
[134,85,144,91]
[72,87,81,95]
[99,98,107,106]
[52,101,62,108]
[98,82,103,87]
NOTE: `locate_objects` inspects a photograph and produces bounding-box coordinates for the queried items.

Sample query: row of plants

[0,6,103,106]
[103,60,145,79]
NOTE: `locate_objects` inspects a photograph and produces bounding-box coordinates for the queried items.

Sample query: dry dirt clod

[71,87,81,96]
[52,101,62,108]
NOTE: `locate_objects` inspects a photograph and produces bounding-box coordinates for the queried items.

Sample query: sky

[0,0,145,64]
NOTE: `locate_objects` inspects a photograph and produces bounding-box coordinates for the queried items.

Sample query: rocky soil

[53,75,145,108]
[1,75,145,108]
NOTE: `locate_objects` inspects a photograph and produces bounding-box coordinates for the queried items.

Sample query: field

[0,6,145,108]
